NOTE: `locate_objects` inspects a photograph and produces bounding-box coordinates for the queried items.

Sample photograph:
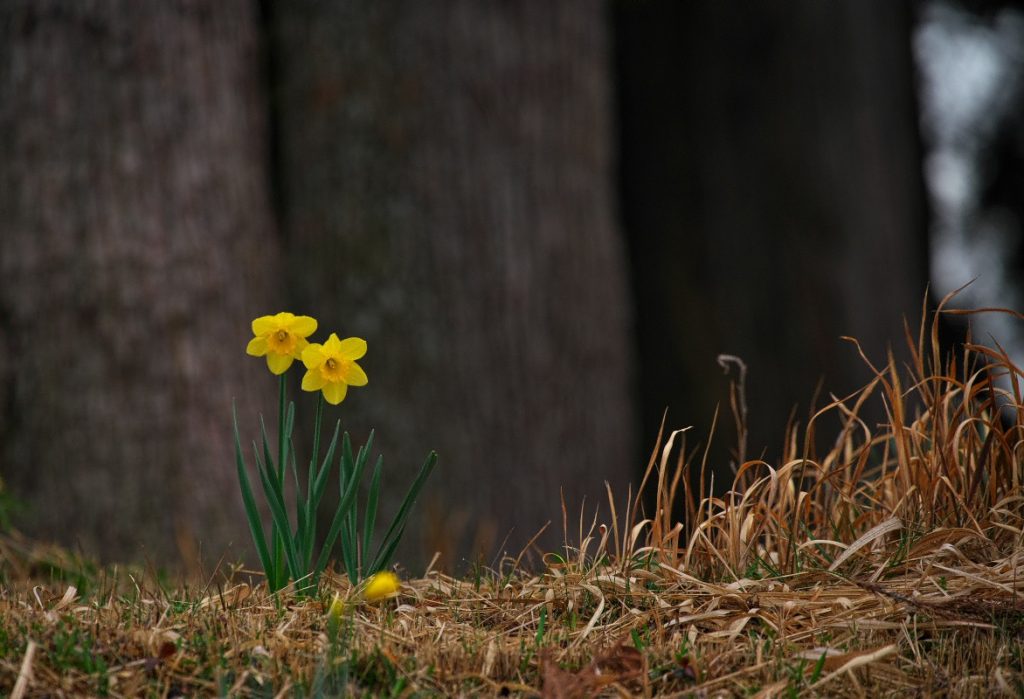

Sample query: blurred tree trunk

[0,1,280,566]
[616,1,929,468]
[267,1,636,566]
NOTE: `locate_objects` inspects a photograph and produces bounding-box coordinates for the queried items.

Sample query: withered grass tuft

[3,295,1024,697]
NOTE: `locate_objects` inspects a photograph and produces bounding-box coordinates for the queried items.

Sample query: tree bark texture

[616,0,929,467]
[268,1,636,565]
[0,0,281,565]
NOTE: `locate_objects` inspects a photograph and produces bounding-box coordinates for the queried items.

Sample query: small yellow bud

[328,593,345,620]
[363,572,401,603]
[326,593,345,637]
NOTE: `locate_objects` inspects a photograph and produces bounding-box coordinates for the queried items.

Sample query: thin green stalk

[272,374,288,591]
[305,394,325,570]
[278,374,287,487]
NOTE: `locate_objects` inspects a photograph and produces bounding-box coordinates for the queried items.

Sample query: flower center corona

[321,355,350,381]
[267,327,297,355]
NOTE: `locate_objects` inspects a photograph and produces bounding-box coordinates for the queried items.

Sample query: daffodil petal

[246,336,269,356]
[322,333,342,355]
[302,369,328,391]
[252,315,278,336]
[322,381,348,405]
[288,315,317,338]
[267,353,294,375]
[302,343,326,369]
[338,337,367,360]
[291,337,309,359]
[345,361,368,386]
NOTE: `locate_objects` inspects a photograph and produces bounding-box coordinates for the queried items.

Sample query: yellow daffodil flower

[301,333,368,405]
[246,312,318,375]
[362,571,401,603]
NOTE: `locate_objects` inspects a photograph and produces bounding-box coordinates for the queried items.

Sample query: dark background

[1,0,1021,574]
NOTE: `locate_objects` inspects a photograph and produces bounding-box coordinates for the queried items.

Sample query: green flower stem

[272,374,288,591]
[278,374,287,487]
[305,393,325,570]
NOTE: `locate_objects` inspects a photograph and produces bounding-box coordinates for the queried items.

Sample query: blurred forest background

[1,0,1022,574]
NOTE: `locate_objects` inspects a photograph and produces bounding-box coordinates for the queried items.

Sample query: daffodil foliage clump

[235,312,437,594]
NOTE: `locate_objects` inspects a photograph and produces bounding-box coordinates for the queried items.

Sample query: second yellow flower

[301,333,368,405]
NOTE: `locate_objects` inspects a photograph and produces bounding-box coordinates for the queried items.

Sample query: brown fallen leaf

[541,643,647,699]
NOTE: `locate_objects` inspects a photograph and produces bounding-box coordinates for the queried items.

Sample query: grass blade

[362,455,383,564]
[810,649,828,683]
[312,421,341,510]
[340,432,355,491]
[368,451,437,574]
[367,525,404,576]
[256,421,302,582]
[254,452,302,584]
[232,405,273,584]
[342,441,360,579]
[305,397,326,570]
[313,439,372,580]
[355,431,375,474]
[341,508,357,581]
[259,413,286,589]
[289,436,308,569]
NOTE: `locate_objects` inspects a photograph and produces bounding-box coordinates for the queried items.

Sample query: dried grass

[2,295,1024,697]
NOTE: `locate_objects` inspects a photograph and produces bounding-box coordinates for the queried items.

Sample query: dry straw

[2,291,1023,696]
